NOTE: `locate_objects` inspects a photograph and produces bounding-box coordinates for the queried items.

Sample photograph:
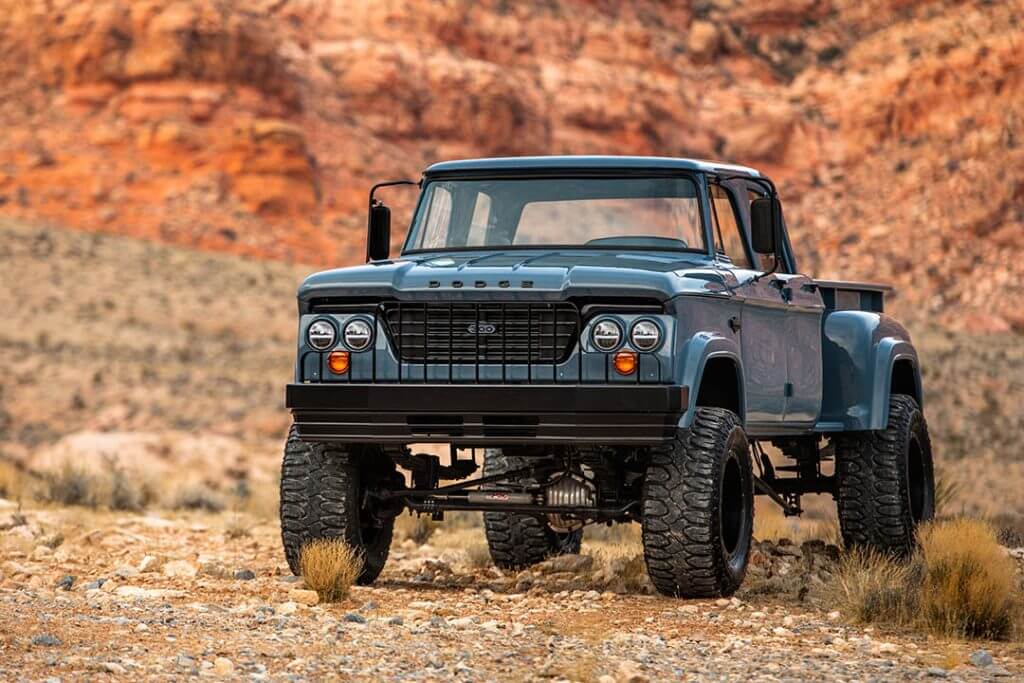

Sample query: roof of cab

[423,155,761,177]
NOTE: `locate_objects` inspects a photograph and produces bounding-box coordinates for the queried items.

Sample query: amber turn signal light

[327,350,350,374]
[613,351,637,375]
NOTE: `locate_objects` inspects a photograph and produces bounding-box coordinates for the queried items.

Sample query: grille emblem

[467,322,497,335]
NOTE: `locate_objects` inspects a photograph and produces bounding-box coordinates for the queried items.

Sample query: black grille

[381,302,579,364]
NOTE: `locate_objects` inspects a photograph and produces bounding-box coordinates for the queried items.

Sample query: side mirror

[750,197,780,255]
[366,202,391,262]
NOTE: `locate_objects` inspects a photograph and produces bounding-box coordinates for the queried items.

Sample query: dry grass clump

[394,514,437,545]
[989,513,1024,548]
[38,463,94,507]
[37,458,152,511]
[753,503,841,546]
[833,519,1019,640]
[300,538,363,602]
[834,548,913,625]
[168,482,226,512]
[916,518,1018,640]
[464,541,492,568]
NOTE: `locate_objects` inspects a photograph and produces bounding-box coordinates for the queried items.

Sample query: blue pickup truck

[281,156,934,598]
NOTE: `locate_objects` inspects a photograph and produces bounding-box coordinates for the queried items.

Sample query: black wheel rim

[721,456,743,556]
[907,434,928,524]
[719,441,752,575]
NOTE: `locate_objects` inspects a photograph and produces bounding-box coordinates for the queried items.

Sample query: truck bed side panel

[818,310,921,431]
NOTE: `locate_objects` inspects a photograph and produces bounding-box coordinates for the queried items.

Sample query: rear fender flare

[820,311,921,431]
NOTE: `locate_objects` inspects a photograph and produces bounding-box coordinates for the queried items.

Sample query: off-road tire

[641,408,753,598]
[482,449,582,569]
[279,427,394,584]
[835,394,935,556]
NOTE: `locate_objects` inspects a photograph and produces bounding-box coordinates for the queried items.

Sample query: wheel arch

[678,336,746,428]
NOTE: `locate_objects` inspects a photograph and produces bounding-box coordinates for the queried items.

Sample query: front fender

[820,311,920,431]
[676,332,745,428]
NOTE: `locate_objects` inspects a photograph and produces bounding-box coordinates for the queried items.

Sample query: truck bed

[815,279,892,313]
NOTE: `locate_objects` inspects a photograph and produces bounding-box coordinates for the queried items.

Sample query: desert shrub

[989,513,1024,548]
[36,458,151,510]
[169,482,226,512]
[916,518,1017,640]
[300,538,363,602]
[832,519,1019,640]
[464,542,492,568]
[833,548,914,625]
[99,457,152,511]
[39,463,95,507]
[395,514,437,545]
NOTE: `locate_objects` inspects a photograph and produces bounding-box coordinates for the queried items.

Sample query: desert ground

[1,501,1023,682]
[1,218,1023,681]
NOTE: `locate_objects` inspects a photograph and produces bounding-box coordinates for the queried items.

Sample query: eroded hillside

[0,0,1021,331]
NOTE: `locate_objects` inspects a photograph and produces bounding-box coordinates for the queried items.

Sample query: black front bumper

[286,383,687,445]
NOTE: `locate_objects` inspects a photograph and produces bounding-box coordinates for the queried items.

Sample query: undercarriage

[367,437,836,529]
[374,445,646,530]
[281,399,933,598]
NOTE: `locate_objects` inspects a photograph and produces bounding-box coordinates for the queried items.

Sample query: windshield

[404,176,705,252]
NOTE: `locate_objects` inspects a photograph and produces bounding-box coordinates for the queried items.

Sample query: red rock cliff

[0,0,1020,330]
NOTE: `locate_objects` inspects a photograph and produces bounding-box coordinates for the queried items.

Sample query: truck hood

[298,250,727,303]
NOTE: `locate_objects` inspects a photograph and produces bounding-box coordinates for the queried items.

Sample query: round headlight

[343,319,373,351]
[591,319,623,351]
[630,320,661,351]
[307,320,336,350]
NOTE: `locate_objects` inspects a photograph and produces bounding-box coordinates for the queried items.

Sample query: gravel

[2,506,1021,681]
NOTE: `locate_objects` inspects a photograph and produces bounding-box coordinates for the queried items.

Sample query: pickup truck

[281,156,934,598]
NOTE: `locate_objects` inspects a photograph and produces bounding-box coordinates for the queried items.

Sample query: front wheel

[641,408,754,598]
[279,427,395,584]
[835,394,935,556]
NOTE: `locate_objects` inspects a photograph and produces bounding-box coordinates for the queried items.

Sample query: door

[735,181,824,425]
[774,274,823,423]
[708,182,788,426]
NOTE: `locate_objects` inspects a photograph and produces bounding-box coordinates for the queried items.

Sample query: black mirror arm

[369,179,419,209]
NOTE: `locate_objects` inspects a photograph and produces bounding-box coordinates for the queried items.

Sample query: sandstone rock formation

[0,0,1020,330]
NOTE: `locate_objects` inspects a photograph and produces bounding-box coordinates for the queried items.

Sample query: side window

[747,189,776,272]
[709,183,751,269]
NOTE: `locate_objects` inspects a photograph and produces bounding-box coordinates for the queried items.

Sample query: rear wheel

[835,394,935,556]
[482,449,582,569]
[641,408,753,598]
[279,427,395,584]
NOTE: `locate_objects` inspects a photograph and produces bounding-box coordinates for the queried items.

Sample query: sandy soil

[1,502,1021,682]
